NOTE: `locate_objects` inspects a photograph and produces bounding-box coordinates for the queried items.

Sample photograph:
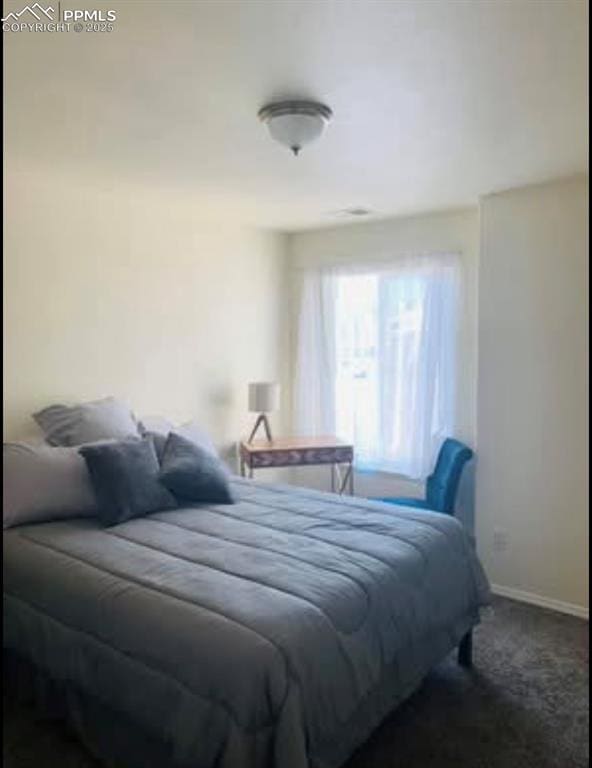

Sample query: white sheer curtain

[293,269,338,435]
[294,254,461,480]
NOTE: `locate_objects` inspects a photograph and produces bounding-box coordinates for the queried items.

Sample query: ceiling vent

[342,207,372,217]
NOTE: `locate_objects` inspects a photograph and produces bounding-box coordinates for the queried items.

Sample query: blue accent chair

[379,438,473,516]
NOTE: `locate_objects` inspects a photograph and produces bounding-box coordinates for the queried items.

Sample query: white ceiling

[4,0,589,231]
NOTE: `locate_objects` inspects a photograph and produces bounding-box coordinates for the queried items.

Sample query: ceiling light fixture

[258,100,333,156]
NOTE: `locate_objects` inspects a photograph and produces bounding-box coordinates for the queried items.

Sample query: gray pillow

[3,442,98,529]
[159,433,234,505]
[34,397,140,447]
[79,437,177,526]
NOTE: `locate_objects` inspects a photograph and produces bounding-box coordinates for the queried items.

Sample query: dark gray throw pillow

[79,437,177,526]
[159,432,234,505]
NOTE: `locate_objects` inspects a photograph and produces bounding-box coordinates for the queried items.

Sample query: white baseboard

[491,584,589,620]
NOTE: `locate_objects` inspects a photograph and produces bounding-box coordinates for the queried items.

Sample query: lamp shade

[248,382,280,413]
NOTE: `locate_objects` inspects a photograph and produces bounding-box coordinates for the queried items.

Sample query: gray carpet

[4,597,589,768]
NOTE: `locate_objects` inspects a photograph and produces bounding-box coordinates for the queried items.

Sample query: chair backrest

[425,438,473,515]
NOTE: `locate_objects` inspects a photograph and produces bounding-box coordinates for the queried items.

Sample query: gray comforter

[4,478,491,768]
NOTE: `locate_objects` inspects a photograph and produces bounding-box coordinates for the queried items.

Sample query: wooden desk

[239,436,354,495]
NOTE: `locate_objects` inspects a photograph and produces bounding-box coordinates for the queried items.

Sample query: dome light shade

[258,101,333,155]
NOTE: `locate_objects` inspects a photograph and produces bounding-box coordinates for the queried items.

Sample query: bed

[4,477,491,768]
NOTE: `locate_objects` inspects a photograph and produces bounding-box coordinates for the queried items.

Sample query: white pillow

[176,421,218,457]
[139,416,217,457]
[137,415,175,436]
[33,397,140,447]
[3,442,98,529]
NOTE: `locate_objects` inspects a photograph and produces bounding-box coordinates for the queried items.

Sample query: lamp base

[248,414,273,443]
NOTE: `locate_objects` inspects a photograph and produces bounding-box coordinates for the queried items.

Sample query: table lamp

[248,382,279,443]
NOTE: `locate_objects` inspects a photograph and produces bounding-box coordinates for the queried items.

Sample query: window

[295,255,460,479]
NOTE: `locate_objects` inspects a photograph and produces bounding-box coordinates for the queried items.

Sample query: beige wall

[286,209,480,529]
[3,164,288,469]
[5,161,588,616]
[477,176,589,614]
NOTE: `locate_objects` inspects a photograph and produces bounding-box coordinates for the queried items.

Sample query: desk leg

[330,464,336,493]
[240,457,253,479]
[335,463,353,496]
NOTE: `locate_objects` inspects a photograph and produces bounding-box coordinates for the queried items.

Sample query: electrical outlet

[493,529,509,552]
